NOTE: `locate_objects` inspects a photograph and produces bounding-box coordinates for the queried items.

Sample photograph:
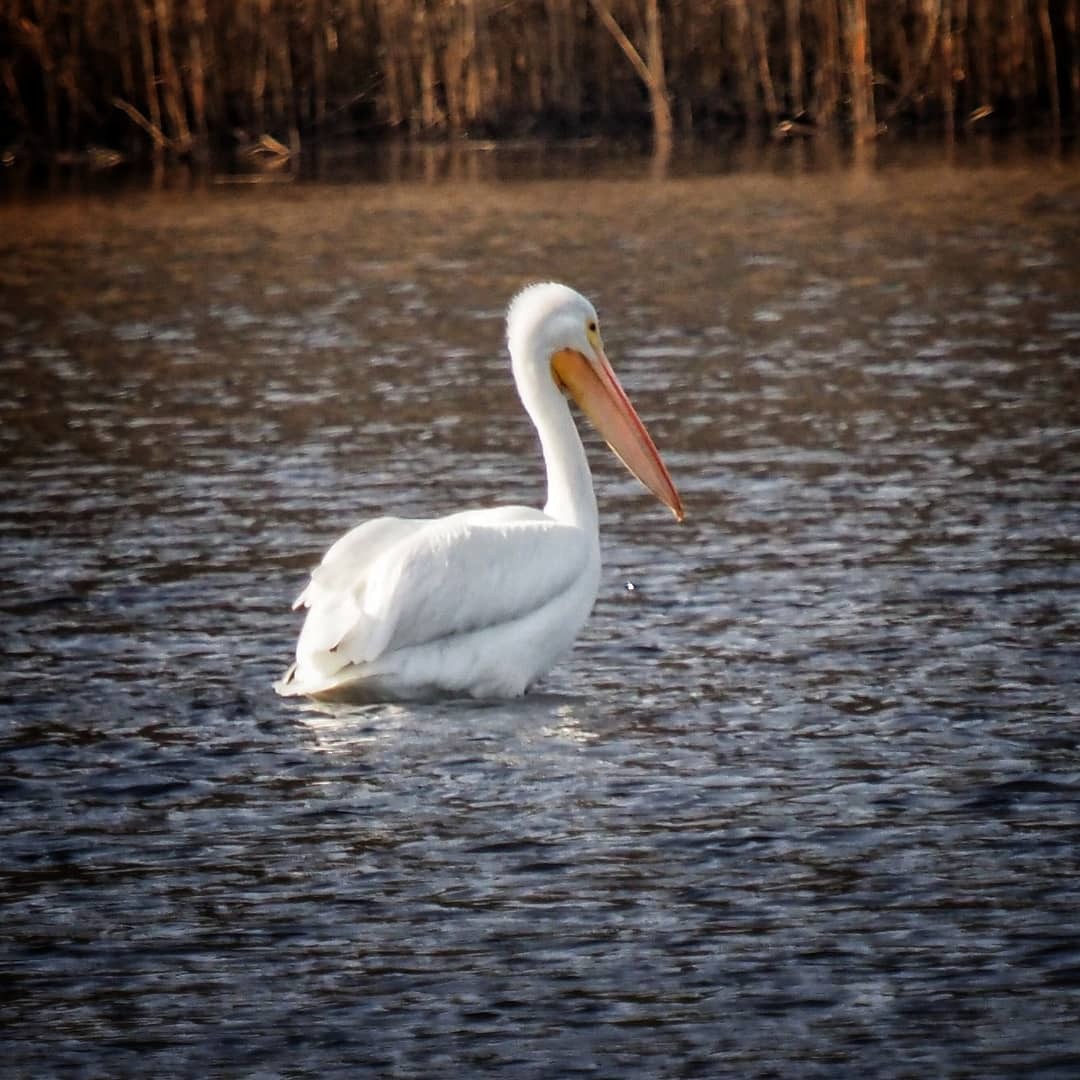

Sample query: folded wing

[293,507,590,685]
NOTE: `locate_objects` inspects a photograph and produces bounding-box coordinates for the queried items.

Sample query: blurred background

[0,0,1078,182]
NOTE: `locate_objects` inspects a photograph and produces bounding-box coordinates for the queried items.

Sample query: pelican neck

[537,394,599,532]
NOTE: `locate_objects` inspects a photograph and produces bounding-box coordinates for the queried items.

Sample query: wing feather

[294,507,590,680]
[292,516,425,659]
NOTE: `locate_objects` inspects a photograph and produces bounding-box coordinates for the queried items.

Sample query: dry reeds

[1,0,1076,161]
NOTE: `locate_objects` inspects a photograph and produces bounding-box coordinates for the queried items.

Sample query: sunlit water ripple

[1,165,1079,1077]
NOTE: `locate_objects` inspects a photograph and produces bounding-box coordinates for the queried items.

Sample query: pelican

[276,282,683,702]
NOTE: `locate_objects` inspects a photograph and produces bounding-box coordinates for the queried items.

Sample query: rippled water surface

[2,159,1080,1077]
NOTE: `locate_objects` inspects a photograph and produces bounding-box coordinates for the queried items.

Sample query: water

[2,155,1079,1077]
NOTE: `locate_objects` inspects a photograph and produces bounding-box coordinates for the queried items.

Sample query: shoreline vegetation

[1,0,1078,175]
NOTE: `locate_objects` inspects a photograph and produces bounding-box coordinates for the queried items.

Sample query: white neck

[536,389,598,531]
[512,356,598,534]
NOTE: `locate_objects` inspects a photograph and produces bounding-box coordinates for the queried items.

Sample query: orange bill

[552,347,684,521]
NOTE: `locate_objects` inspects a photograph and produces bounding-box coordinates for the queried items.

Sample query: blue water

[2,162,1079,1077]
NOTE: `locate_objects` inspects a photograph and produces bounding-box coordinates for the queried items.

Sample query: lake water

[2,148,1079,1077]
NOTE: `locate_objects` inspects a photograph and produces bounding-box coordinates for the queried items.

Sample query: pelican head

[507,282,684,522]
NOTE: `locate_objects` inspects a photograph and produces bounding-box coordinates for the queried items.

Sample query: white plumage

[276,282,682,702]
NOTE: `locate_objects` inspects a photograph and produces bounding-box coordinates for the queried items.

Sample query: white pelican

[276,282,683,702]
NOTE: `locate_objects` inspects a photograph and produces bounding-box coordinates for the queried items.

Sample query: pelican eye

[587,320,598,334]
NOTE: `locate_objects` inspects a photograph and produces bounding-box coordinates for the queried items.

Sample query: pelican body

[276,283,682,702]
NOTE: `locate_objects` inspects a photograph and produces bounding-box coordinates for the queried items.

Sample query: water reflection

[296,694,606,764]
[4,131,1077,197]
[1,159,1079,1077]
